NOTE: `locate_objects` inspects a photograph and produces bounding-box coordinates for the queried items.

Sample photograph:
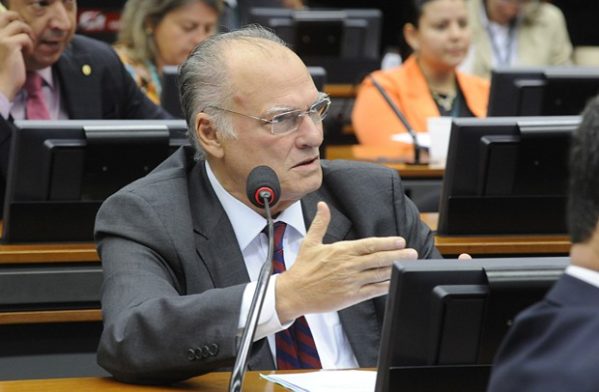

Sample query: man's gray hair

[178,25,287,154]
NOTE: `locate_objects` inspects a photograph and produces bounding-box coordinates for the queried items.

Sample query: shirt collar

[566,264,599,289]
[37,67,55,89]
[205,161,306,252]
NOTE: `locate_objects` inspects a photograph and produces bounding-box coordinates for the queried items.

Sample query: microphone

[246,166,281,208]
[369,75,423,164]
[229,166,280,392]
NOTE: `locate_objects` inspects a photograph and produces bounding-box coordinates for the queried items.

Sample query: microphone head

[246,166,281,209]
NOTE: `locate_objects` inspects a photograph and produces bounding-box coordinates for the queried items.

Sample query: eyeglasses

[204,93,331,135]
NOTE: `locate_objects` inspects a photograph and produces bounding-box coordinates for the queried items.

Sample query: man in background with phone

[0,0,169,213]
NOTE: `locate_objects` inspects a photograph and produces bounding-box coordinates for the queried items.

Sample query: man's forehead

[225,42,310,96]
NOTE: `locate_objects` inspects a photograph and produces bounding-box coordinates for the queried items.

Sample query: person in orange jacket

[352,0,489,162]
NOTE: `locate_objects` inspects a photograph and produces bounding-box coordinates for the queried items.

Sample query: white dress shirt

[205,162,359,369]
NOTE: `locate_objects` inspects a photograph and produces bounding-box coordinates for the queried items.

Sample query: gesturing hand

[275,201,418,323]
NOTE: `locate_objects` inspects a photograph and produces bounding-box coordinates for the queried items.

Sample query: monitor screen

[487,66,599,116]
[248,7,381,83]
[160,65,184,119]
[437,116,579,235]
[161,66,327,120]
[3,119,189,243]
[375,257,569,392]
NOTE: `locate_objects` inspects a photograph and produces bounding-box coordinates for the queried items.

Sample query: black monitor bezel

[375,257,569,392]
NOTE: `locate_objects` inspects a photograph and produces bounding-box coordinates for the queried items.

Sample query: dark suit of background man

[0,0,169,211]
[95,25,440,384]
[488,95,599,392]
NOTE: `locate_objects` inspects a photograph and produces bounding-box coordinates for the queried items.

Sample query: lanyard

[485,22,516,67]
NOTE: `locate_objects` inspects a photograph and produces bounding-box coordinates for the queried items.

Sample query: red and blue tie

[270,221,322,370]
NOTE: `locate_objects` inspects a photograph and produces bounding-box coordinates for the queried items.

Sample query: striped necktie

[24,72,51,120]
[269,221,322,369]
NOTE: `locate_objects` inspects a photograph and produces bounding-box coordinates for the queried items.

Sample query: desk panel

[0,370,288,391]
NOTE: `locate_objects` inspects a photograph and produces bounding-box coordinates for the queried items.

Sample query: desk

[0,370,290,391]
[422,213,571,256]
[0,216,570,328]
[326,145,445,179]
[324,84,357,98]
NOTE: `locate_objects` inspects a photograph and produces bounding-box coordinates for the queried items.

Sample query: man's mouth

[292,156,319,169]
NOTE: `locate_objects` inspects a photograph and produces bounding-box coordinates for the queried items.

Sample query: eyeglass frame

[202,92,332,135]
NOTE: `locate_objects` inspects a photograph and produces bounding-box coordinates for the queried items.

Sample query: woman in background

[351,0,489,162]
[115,0,223,104]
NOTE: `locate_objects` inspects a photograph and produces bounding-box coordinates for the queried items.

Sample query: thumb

[303,201,331,247]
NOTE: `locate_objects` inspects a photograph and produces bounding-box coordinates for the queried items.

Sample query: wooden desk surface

[325,145,444,178]
[0,214,569,267]
[0,370,308,392]
[421,213,571,255]
[324,83,357,98]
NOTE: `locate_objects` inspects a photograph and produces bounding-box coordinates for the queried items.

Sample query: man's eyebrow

[263,105,300,116]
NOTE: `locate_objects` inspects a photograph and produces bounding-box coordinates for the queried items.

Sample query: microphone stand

[369,75,423,164]
[229,197,275,392]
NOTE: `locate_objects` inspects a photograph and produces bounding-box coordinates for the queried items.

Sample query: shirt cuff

[0,92,12,119]
[238,275,294,341]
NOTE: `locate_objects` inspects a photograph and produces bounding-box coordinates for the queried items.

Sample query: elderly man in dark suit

[0,0,169,210]
[488,96,599,392]
[95,25,440,385]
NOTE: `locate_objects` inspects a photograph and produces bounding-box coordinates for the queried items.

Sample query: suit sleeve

[95,190,244,384]
[548,5,573,65]
[0,117,14,212]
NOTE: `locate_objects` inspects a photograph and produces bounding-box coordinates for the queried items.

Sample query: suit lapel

[188,162,250,287]
[301,188,381,366]
[55,44,102,119]
[188,162,274,369]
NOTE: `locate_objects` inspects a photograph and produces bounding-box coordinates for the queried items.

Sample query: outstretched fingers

[303,201,331,247]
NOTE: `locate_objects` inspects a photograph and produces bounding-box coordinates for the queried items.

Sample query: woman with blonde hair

[115,0,223,104]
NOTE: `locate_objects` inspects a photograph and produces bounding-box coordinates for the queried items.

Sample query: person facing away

[94,25,441,384]
[459,0,572,79]
[351,0,489,162]
[0,0,169,214]
[487,95,599,392]
[114,0,223,105]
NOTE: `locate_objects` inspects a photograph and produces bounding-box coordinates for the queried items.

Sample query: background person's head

[117,0,222,71]
[483,0,536,26]
[4,0,77,71]
[567,95,599,245]
[403,0,470,74]
[178,25,325,212]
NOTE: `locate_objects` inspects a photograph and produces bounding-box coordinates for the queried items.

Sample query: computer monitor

[160,66,327,120]
[248,7,381,83]
[3,119,189,243]
[160,65,184,119]
[437,116,579,235]
[375,257,569,392]
[487,66,599,116]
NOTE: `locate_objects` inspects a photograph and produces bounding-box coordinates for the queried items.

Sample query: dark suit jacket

[95,146,441,384]
[488,273,599,392]
[0,35,170,211]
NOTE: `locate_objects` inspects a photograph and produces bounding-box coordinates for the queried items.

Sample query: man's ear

[403,23,420,52]
[194,112,224,158]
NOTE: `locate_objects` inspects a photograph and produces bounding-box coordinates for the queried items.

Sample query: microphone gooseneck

[369,75,422,164]
[230,166,280,392]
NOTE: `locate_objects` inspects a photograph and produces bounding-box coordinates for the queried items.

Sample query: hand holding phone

[0,8,34,101]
